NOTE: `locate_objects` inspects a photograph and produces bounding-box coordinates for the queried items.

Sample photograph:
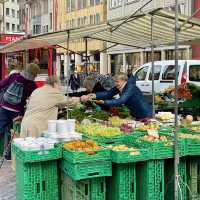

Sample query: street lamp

[0,0,9,33]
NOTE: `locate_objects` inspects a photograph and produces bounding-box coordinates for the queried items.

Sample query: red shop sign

[0,34,23,44]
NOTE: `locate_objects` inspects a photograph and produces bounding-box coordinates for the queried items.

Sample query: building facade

[19,0,55,35]
[0,0,21,34]
[57,0,108,76]
[107,0,195,74]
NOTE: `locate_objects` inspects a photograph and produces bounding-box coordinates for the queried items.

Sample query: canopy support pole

[85,37,88,74]
[151,15,155,117]
[66,30,70,119]
[174,0,180,199]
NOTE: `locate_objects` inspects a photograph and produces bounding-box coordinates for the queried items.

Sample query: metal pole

[85,37,88,74]
[151,15,155,117]
[66,30,70,119]
[174,0,180,199]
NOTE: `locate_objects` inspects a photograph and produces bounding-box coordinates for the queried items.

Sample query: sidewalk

[0,160,16,200]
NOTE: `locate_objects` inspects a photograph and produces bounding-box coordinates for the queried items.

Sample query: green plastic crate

[63,146,110,164]
[187,157,200,199]
[105,139,152,163]
[61,173,106,200]
[136,160,164,200]
[61,159,112,181]
[135,136,174,159]
[16,159,60,200]
[165,158,187,200]
[186,139,200,156]
[12,142,62,163]
[106,163,136,200]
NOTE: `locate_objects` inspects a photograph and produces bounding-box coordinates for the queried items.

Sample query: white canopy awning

[1,8,200,53]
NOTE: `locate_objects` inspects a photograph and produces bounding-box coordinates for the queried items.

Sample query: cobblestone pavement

[0,160,16,200]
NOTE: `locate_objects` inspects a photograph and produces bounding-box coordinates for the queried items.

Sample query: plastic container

[67,119,76,133]
[48,120,57,134]
[57,120,68,134]
[61,159,112,181]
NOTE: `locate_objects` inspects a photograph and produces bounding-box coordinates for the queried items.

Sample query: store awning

[1,8,200,53]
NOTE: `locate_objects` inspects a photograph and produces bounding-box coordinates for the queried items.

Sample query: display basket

[61,159,112,181]
[12,142,62,163]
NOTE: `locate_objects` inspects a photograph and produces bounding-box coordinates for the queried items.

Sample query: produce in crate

[107,144,140,155]
[76,123,122,137]
[108,116,125,126]
[63,140,101,154]
[135,121,160,132]
[139,135,172,143]
[155,112,174,121]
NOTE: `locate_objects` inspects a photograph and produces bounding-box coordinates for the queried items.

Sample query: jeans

[0,107,19,159]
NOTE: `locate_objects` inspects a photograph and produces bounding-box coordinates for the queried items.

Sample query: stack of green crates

[61,143,112,181]
[187,157,200,200]
[136,160,164,200]
[61,172,106,200]
[165,158,187,200]
[12,142,62,200]
[106,163,136,200]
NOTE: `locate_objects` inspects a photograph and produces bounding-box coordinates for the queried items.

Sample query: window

[162,65,180,80]
[17,25,20,32]
[77,18,81,27]
[12,0,14,2]
[12,9,15,17]
[6,8,9,16]
[90,0,94,6]
[109,0,122,9]
[12,24,15,32]
[95,0,100,5]
[95,13,100,24]
[43,0,48,14]
[67,0,75,12]
[50,13,52,29]
[83,0,87,8]
[90,15,94,24]
[6,23,9,31]
[17,10,19,18]
[148,65,162,80]
[189,65,200,82]
[135,66,149,81]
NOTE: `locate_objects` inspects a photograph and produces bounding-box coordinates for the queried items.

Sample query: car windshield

[189,65,200,82]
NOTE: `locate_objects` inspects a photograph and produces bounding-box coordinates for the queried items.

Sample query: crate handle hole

[105,141,114,145]
[88,172,99,176]
[42,180,46,191]
[85,184,89,195]
[131,181,134,193]
[36,183,40,193]
[160,181,162,192]
[101,181,104,193]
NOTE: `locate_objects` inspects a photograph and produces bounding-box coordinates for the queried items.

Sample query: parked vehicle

[133,60,200,94]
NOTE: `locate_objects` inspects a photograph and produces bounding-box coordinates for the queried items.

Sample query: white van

[133,60,200,94]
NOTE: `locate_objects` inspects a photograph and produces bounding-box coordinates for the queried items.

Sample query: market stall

[1,5,200,200]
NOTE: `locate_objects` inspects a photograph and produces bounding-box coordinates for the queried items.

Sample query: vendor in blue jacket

[83,72,152,120]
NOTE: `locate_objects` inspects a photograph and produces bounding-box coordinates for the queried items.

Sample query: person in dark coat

[84,72,152,120]
[68,71,80,92]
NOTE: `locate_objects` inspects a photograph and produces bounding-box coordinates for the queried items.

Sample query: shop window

[135,66,149,81]
[90,0,95,6]
[95,0,100,5]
